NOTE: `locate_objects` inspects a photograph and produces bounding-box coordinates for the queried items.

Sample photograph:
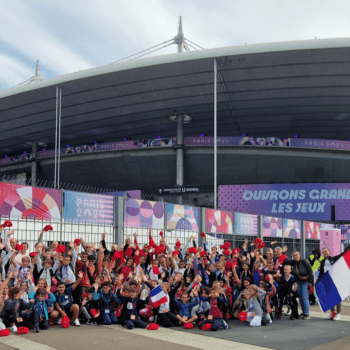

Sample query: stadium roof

[2,37,350,156]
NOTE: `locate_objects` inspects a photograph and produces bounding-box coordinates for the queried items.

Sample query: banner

[206,209,233,234]
[184,136,240,146]
[0,183,61,221]
[234,213,258,235]
[64,191,113,224]
[283,219,301,238]
[305,221,320,240]
[218,183,350,221]
[289,138,350,151]
[125,198,164,229]
[320,229,341,256]
[263,216,283,237]
[338,224,350,242]
[166,204,199,231]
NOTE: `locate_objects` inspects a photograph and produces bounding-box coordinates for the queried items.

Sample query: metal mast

[174,16,185,52]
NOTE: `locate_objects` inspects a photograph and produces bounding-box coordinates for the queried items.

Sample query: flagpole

[214,59,217,209]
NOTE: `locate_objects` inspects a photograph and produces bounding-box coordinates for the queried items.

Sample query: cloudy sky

[1,0,350,91]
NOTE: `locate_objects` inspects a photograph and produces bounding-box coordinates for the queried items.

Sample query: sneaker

[333,313,341,321]
[10,325,17,332]
[34,325,40,333]
[269,320,273,324]
[91,321,98,326]
[286,308,291,315]
[278,315,283,320]
[303,315,311,320]
[74,319,81,327]
[57,318,62,325]
[222,320,229,330]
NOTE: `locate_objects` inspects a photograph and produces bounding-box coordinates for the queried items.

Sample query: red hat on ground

[183,323,194,329]
[17,327,29,334]
[201,323,212,331]
[0,329,10,336]
[147,323,159,330]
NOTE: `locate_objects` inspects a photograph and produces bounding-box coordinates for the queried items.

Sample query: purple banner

[219,183,350,221]
[289,138,350,150]
[234,213,258,235]
[239,136,284,147]
[96,141,134,151]
[184,136,240,146]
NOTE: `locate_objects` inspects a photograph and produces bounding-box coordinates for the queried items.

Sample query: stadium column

[31,140,38,186]
[301,220,306,258]
[114,196,124,246]
[198,207,206,246]
[176,115,185,203]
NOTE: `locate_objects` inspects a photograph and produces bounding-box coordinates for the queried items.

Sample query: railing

[2,136,350,167]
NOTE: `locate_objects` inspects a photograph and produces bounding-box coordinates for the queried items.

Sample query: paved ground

[0,302,349,350]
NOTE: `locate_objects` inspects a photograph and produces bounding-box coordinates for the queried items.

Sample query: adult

[319,247,347,320]
[308,248,323,305]
[284,251,313,319]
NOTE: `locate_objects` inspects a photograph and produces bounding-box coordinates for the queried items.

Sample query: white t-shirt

[324,259,332,273]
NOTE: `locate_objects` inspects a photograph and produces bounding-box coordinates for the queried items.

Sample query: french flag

[315,249,350,312]
[150,285,168,308]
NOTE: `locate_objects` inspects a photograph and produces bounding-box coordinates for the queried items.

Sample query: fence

[0,181,348,258]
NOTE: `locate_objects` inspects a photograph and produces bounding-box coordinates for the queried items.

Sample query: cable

[184,41,199,51]
[185,38,205,50]
[128,42,174,61]
[109,39,174,64]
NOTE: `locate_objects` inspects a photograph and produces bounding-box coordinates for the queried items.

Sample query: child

[174,290,199,326]
[55,249,77,286]
[243,284,266,327]
[277,265,298,320]
[116,285,148,329]
[93,281,120,325]
[12,255,31,281]
[198,287,228,331]
[3,287,33,331]
[34,256,59,287]
[29,287,56,333]
[51,271,83,326]
[0,272,13,330]
[191,287,210,321]
[81,287,101,325]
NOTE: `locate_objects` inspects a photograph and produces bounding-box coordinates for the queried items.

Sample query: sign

[234,213,258,236]
[0,183,61,221]
[64,191,114,224]
[218,183,350,221]
[166,204,199,231]
[158,187,200,195]
[125,198,164,228]
[320,229,341,256]
[206,209,233,234]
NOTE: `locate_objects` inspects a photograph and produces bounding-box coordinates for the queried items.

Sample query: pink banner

[320,229,341,256]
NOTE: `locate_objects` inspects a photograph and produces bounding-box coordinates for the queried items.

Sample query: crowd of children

[0,222,328,335]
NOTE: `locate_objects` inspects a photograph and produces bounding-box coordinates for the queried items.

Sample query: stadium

[1,26,350,256]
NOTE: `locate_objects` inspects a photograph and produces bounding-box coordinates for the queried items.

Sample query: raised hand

[102,232,107,239]
[7,230,15,237]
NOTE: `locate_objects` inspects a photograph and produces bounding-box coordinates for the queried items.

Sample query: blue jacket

[28,292,56,320]
[93,290,120,312]
[116,289,148,320]
[174,296,199,317]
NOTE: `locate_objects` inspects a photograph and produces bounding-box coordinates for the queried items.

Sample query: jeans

[123,318,147,329]
[199,317,222,331]
[33,309,49,329]
[297,282,310,316]
[103,312,118,325]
